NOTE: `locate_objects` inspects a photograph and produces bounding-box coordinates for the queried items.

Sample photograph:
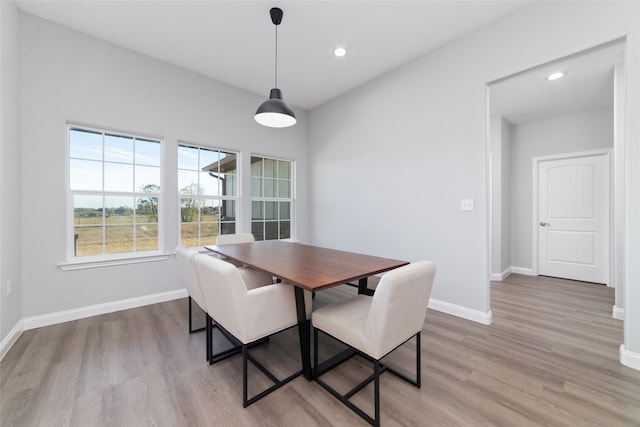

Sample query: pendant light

[255,7,297,128]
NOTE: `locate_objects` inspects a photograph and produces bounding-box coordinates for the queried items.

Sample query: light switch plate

[460,199,474,211]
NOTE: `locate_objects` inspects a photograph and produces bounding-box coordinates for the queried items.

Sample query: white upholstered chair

[194,253,312,407]
[216,232,256,245]
[216,233,256,268]
[312,261,436,427]
[216,232,274,284]
[176,246,269,364]
[175,246,209,358]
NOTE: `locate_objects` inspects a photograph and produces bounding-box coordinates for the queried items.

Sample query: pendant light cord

[274,24,278,88]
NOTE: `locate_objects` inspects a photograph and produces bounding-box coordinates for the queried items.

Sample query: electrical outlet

[6,279,12,297]
[460,198,475,211]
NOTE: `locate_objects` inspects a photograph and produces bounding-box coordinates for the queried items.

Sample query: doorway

[487,39,625,312]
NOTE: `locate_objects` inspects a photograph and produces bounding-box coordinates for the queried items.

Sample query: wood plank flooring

[2,274,639,426]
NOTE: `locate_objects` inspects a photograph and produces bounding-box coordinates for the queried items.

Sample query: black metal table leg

[358,277,368,295]
[295,286,312,380]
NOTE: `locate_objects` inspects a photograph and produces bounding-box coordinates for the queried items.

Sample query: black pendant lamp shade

[255,7,296,128]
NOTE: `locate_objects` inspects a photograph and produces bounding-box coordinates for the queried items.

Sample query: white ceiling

[14,1,622,121]
[15,0,529,110]
[490,40,624,125]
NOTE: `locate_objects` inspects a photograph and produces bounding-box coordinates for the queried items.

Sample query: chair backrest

[193,253,249,340]
[364,261,436,358]
[216,233,255,245]
[175,246,206,311]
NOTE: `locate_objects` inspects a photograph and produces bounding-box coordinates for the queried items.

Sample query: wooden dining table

[205,240,409,380]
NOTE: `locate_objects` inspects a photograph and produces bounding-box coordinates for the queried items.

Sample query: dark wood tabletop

[205,240,409,292]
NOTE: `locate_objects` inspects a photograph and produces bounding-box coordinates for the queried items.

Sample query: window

[69,126,162,258]
[178,144,238,247]
[251,156,293,241]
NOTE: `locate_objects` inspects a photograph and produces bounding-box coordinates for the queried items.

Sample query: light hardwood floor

[1,274,639,426]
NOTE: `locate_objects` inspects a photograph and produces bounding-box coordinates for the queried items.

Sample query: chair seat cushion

[312,295,373,355]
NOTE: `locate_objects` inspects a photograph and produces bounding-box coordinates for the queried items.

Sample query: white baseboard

[620,344,640,371]
[0,319,25,362]
[490,267,512,281]
[428,298,492,325]
[510,266,535,276]
[612,306,624,320]
[23,289,188,331]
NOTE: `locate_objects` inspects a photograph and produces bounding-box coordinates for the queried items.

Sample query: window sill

[58,252,172,271]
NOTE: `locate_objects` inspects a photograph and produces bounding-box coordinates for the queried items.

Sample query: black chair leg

[416,332,421,388]
[188,296,192,333]
[206,314,212,363]
[242,344,249,408]
[188,296,205,333]
[374,360,380,427]
[313,327,319,378]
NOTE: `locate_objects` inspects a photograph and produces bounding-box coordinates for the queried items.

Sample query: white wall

[17,13,309,320]
[614,59,626,315]
[500,119,512,274]
[490,116,512,279]
[308,0,640,360]
[0,1,22,349]
[510,108,613,271]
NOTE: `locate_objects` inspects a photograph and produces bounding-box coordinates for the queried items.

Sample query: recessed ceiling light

[546,72,566,81]
[334,47,347,57]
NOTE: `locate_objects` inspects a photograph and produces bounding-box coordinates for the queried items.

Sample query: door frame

[531,148,613,286]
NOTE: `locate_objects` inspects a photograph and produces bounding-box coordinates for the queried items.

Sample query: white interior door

[538,152,609,284]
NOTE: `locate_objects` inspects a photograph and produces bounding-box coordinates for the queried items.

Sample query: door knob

[539,221,550,226]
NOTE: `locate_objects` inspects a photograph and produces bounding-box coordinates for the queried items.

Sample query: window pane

[104,162,133,192]
[221,200,235,221]
[74,226,102,256]
[136,139,161,166]
[105,196,134,224]
[180,198,200,223]
[70,159,102,191]
[224,174,237,196]
[136,196,158,222]
[278,160,291,179]
[280,221,291,239]
[220,222,236,235]
[135,165,160,190]
[201,199,219,222]
[219,152,237,174]
[252,222,264,241]
[265,201,277,220]
[70,129,102,160]
[264,178,275,197]
[251,177,262,197]
[178,145,198,170]
[200,222,218,246]
[200,148,218,171]
[263,158,276,178]
[181,223,199,246]
[136,224,158,251]
[280,202,290,220]
[105,225,134,253]
[278,180,291,198]
[265,221,278,240]
[74,195,103,225]
[252,201,263,220]
[251,157,263,177]
[104,134,133,163]
[178,170,200,194]
[200,171,220,196]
